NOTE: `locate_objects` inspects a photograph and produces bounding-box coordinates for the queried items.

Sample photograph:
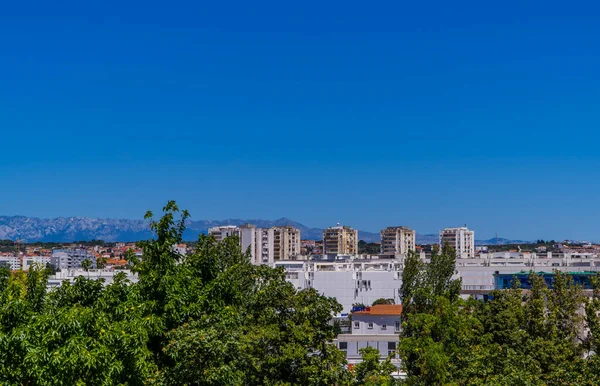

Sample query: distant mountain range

[416,234,531,246]
[0,215,376,243]
[0,215,530,245]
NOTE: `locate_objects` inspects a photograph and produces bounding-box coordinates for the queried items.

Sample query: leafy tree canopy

[399,246,600,385]
[0,201,352,385]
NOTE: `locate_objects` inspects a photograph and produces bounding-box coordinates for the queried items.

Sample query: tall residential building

[323,225,359,255]
[439,227,475,258]
[273,226,301,260]
[380,226,416,258]
[208,225,240,242]
[50,249,97,270]
[240,224,301,264]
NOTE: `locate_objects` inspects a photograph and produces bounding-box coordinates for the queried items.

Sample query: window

[381,324,387,330]
[395,321,401,332]
[388,342,396,356]
[354,321,360,329]
[368,322,373,329]
[339,342,348,350]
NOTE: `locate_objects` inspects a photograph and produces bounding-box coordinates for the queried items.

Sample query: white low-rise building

[279,253,600,313]
[22,255,51,271]
[0,255,21,271]
[277,260,403,314]
[48,268,138,287]
[335,304,402,367]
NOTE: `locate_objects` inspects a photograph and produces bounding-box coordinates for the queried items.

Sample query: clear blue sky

[1,1,599,240]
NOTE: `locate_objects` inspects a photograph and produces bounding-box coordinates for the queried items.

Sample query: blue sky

[1,1,599,240]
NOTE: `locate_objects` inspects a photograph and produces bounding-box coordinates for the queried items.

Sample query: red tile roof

[353,304,403,316]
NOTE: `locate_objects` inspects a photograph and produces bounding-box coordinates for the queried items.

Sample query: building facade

[208,225,240,242]
[0,255,21,271]
[273,226,301,260]
[22,255,51,271]
[380,226,416,258]
[50,249,97,270]
[323,225,359,256]
[240,224,301,264]
[335,304,402,367]
[439,227,475,258]
[277,260,404,314]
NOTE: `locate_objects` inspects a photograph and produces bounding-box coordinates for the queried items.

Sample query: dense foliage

[399,246,600,385]
[0,202,354,385]
[358,241,380,255]
[5,202,600,385]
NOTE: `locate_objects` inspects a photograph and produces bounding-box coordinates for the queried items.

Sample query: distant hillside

[475,237,532,246]
[0,216,153,243]
[0,215,531,245]
[416,233,532,246]
[0,215,381,243]
[416,234,439,244]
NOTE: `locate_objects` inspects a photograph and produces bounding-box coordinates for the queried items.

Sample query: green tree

[134,201,351,385]
[358,240,381,255]
[399,244,481,385]
[81,258,92,271]
[0,263,10,294]
[0,201,352,385]
[353,347,396,385]
[372,298,395,306]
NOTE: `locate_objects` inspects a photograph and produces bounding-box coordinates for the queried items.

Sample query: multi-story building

[380,226,416,258]
[440,227,475,258]
[50,249,97,270]
[335,304,402,367]
[278,253,600,314]
[323,225,359,256]
[0,255,21,271]
[208,225,240,242]
[273,226,301,260]
[240,224,301,264]
[22,255,51,271]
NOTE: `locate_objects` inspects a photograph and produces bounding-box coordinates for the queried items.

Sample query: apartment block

[240,224,301,265]
[0,255,21,271]
[380,226,416,258]
[208,225,240,242]
[439,227,475,258]
[273,226,301,261]
[323,225,359,255]
[50,249,97,270]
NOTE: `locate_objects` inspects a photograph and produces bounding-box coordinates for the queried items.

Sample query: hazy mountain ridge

[417,233,532,246]
[0,216,153,242]
[0,215,381,243]
[0,216,528,244]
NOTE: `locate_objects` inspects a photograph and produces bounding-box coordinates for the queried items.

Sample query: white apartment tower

[380,226,416,258]
[439,227,475,258]
[323,225,359,256]
[208,225,240,242]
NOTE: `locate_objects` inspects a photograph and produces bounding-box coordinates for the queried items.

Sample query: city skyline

[3,1,600,240]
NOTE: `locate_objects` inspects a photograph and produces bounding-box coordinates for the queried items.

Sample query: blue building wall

[494,272,596,290]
